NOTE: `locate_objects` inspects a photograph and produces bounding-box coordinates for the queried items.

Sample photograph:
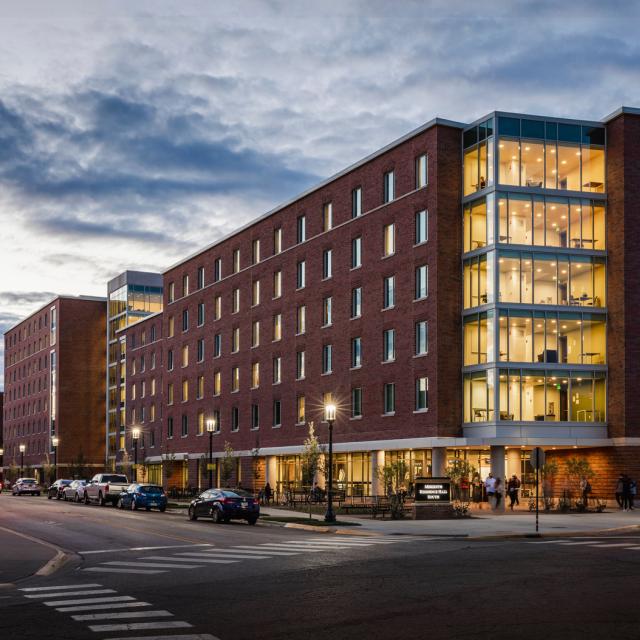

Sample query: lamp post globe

[206,418,216,489]
[324,403,337,524]
[19,444,26,477]
[131,428,141,481]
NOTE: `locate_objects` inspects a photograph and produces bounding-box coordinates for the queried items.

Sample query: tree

[540,460,559,500]
[565,457,596,508]
[42,453,55,484]
[220,441,235,487]
[376,460,408,519]
[300,423,323,518]
[250,437,261,493]
[446,459,476,503]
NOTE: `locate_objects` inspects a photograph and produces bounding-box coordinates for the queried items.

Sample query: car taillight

[104,484,109,493]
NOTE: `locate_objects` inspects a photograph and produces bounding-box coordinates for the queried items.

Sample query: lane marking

[82,544,212,555]
[101,561,201,570]
[20,584,103,592]
[25,589,115,599]
[282,540,372,547]
[43,595,136,607]
[590,543,639,548]
[232,547,300,556]
[174,552,268,560]
[83,568,165,575]
[145,555,238,565]
[107,634,220,640]
[256,544,324,552]
[554,541,607,546]
[72,609,173,621]
[56,602,153,613]
[88,620,192,632]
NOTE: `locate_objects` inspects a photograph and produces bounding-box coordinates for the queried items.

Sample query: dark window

[181,415,188,436]
[182,309,189,332]
[521,119,545,139]
[197,303,205,326]
[545,122,558,140]
[197,266,205,289]
[167,416,174,438]
[463,127,478,149]
[251,404,259,429]
[167,350,174,370]
[231,407,239,432]
[558,123,581,143]
[498,117,520,137]
[582,126,605,146]
[273,400,282,426]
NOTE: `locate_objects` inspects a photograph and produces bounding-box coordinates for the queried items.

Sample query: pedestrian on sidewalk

[484,473,496,509]
[494,477,503,509]
[630,477,636,510]
[622,475,633,512]
[264,482,273,505]
[615,474,625,508]
[580,477,592,509]
[507,475,521,510]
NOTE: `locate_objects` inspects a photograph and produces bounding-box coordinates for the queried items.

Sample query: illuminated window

[232,288,240,314]
[252,362,260,388]
[214,371,221,396]
[273,357,281,384]
[273,227,283,254]
[383,223,395,256]
[252,280,260,306]
[233,248,241,273]
[181,344,188,367]
[182,379,188,402]
[252,239,261,264]
[231,367,239,392]
[273,270,282,298]
[323,202,333,231]
[296,350,305,379]
[352,237,362,268]
[323,248,332,279]
[297,261,306,288]
[416,154,428,189]
[252,320,260,347]
[273,314,282,341]
[232,327,240,353]
[415,377,429,411]
[297,395,305,424]
[214,295,222,320]
[296,305,306,334]
[323,297,332,326]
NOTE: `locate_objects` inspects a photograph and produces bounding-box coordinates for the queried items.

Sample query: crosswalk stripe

[44,596,136,607]
[590,543,638,548]
[176,552,269,560]
[83,568,165,575]
[72,609,174,621]
[283,540,372,547]
[88,620,192,632]
[106,634,220,640]
[310,537,398,543]
[25,589,115,599]
[81,544,213,555]
[143,555,238,565]
[526,540,565,544]
[232,546,300,556]
[102,561,201,569]
[554,541,605,546]
[56,602,153,613]
[273,541,367,549]
[20,583,103,592]
[256,544,324,552]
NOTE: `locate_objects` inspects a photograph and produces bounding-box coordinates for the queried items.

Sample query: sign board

[414,477,451,503]
[531,447,546,470]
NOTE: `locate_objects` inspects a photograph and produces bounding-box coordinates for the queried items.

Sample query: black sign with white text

[414,477,451,503]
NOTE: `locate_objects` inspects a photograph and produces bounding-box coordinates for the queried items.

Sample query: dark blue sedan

[117,484,167,512]
[188,489,260,524]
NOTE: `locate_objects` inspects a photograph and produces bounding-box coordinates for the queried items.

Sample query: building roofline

[163,116,465,274]
[601,106,640,123]
[3,295,106,336]
[465,110,605,131]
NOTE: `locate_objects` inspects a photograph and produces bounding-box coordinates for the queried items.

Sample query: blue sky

[1,0,640,389]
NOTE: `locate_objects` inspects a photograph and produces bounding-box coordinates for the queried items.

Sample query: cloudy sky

[1,0,639,389]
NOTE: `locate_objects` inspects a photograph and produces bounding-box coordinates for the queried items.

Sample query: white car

[12,478,41,496]
[63,479,88,502]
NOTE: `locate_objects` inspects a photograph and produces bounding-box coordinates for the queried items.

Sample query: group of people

[615,474,636,511]
[484,473,522,510]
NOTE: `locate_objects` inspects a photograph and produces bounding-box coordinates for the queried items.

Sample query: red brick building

[2,296,106,482]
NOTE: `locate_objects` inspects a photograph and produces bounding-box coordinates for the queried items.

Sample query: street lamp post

[324,403,337,524]
[51,436,59,482]
[0,448,4,491]
[19,444,26,478]
[206,418,216,489]
[131,428,140,482]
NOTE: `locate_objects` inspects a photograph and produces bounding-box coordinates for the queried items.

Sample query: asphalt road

[1,495,640,640]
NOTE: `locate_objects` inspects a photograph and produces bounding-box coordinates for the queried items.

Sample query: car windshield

[21,480,36,484]
[140,486,163,493]
[101,475,128,483]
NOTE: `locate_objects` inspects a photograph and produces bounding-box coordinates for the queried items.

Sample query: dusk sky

[1,0,639,389]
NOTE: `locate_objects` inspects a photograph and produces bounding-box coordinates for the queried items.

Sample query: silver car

[12,478,41,496]
[62,479,88,502]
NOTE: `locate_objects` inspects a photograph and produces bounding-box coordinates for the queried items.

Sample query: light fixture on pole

[131,428,141,481]
[0,447,4,488]
[19,444,26,477]
[206,417,216,489]
[51,436,59,482]
[324,403,337,524]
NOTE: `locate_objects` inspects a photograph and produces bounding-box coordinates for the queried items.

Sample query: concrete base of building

[413,503,457,519]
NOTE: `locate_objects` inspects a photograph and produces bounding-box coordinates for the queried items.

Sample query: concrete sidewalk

[260,505,640,538]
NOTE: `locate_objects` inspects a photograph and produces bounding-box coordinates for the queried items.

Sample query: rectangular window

[351,336,362,368]
[197,375,204,399]
[168,282,175,303]
[383,276,395,309]
[273,313,282,341]
[273,400,282,427]
[233,248,241,273]
[168,316,175,338]
[274,227,282,254]
[182,379,189,402]
[296,305,306,334]
[383,171,395,203]
[167,349,174,371]
[151,378,156,395]
[232,288,240,313]
[415,210,428,244]
[323,296,332,326]
[252,320,260,348]
[416,154,428,189]
[197,302,205,326]
[212,409,221,432]
[213,333,221,358]
[351,287,362,318]
[167,383,174,405]
[297,260,306,289]
[197,338,205,362]
[232,366,239,392]
[232,327,240,353]
[297,215,306,243]
[297,395,305,424]
[415,265,428,300]
[197,266,205,290]
[214,371,221,396]
[252,362,260,388]
[323,248,333,279]
[273,356,282,384]
[351,387,362,418]
[231,407,239,432]
[167,416,174,438]
[252,238,261,264]
[352,237,362,269]
[415,320,428,355]
[273,270,282,298]
[384,383,395,414]
[214,296,221,320]
[383,223,395,256]
[352,187,362,218]
[416,376,429,411]
[383,329,396,362]
[296,350,305,379]
[183,274,189,297]
[252,280,260,306]
[150,405,156,425]
[182,309,189,332]
[251,404,260,429]
[213,258,222,282]
[198,411,204,435]
[323,202,333,231]
[182,344,189,367]
[322,344,333,374]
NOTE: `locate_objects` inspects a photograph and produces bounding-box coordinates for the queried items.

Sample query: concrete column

[490,445,506,513]
[432,447,447,477]
[506,448,521,479]
[265,455,277,488]
[370,450,385,496]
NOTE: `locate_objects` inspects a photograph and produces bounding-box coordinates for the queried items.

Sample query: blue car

[117,484,167,512]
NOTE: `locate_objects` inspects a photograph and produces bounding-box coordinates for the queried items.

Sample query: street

[1,496,640,639]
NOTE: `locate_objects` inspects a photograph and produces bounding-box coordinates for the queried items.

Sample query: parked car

[63,479,88,502]
[84,474,129,506]
[117,484,167,512]
[188,488,259,524]
[47,479,72,500]
[12,478,42,496]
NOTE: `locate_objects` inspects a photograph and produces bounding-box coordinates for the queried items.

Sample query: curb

[466,523,640,541]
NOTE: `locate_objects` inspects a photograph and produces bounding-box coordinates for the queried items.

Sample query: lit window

[297,305,306,334]
[351,387,362,418]
[322,344,333,374]
[384,383,395,414]
[297,215,306,243]
[252,239,261,264]
[252,320,260,348]
[273,314,282,341]
[351,287,362,318]
[383,329,395,362]
[383,171,395,203]
[415,320,428,355]
[213,333,221,358]
[383,276,395,309]
[415,265,428,300]
[273,270,282,298]
[232,327,240,353]
[198,411,204,435]
[168,316,175,338]
[296,350,305,379]
[252,362,260,388]
[231,367,239,392]
[214,296,222,320]
[352,187,362,218]
[273,357,281,384]
[352,236,362,268]
[214,371,221,395]
[252,280,260,306]
[182,274,189,297]
[351,337,362,368]
[233,248,241,273]
[323,297,332,326]
[274,227,283,254]
[323,202,333,231]
[383,223,395,256]
[416,154,428,189]
[297,260,306,288]
[297,395,305,424]
[167,383,174,405]
[181,344,189,367]
[197,375,204,400]
[232,288,240,314]
[182,379,189,402]
[415,210,428,244]
[416,376,429,411]
[323,248,333,279]
[168,282,175,303]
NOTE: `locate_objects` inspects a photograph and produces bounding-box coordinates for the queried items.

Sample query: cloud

[0,292,57,308]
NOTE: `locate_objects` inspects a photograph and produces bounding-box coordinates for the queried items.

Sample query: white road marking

[175,552,269,560]
[107,635,220,640]
[81,544,212,555]
[256,544,324,552]
[282,540,372,547]
[526,540,566,544]
[83,568,165,575]
[554,541,605,546]
[56,602,153,613]
[25,589,115,599]
[44,595,136,607]
[102,561,201,569]
[232,546,300,555]
[20,583,103,592]
[590,543,638,548]
[88,620,192,632]
[311,538,400,544]
[72,610,173,621]
[146,555,239,565]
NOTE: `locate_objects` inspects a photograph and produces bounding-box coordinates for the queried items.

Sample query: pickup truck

[84,474,130,506]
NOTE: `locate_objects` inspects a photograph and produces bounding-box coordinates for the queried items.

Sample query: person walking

[580,477,592,509]
[507,475,521,510]
[264,482,273,505]
[630,477,636,510]
[615,474,625,508]
[622,475,632,512]
[494,477,503,509]
[484,473,496,509]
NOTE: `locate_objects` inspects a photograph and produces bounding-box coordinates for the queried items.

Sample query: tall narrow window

[297,215,306,243]
[168,282,175,303]
[416,376,429,411]
[182,414,188,436]
[297,395,306,424]
[181,344,189,367]
[273,400,282,427]
[415,320,428,355]
[322,344,333,374]
[323,202,333,231]
[231,407,239,432]
[416,154,428,189]
[182,379,189,402]
[273,227,283,254]
[252,320,260,348]
[197,266,205,290]
[231,366,240,392]
[351,287,362,318]
[351,336,362,368]
[415,210,428,244]
[251,362,260,388]
[273,356,282,384]
[168,316,175,337]
[198,411,204,435]
[167,416,174,438]
[252,280,260,306]
[273,270,282,298]
[197,338,205,362]
[182,309,189,332]
[251,404,260,429]
[351,387,362,418]
[213,333,221,358]
[383,223,396,256]
[183,274,189,297]
[233,248,241,273]
[296,350,305,379]
[197,302,205,326]
[323,297,332,326]
[383,171,395,203]
[214,295,221,320]
[323,248,333,279]
[352,187,362,218]
[352,236,362,269]
[383,329,396,362]
[213,258,222,282]
[296,305,306,334]
[197,375,204,400]
[214,371,221,395]
[384,383,395,414]
[232,288,240,313]
[167,349,174,371]
[415,265,428,300]
[232,327,240,353]
[167,383,174,405]
[383,276,395,309]
[297,260,306,289]
[252,239,261,264]
[273,313,282,341]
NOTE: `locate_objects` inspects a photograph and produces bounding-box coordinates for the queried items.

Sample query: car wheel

[56,493,62,500]
[159,506,166,513]
[36,492,41,496]
[130,499,137,511]
[213,508,225,524]
[47,492,52,500]
[248,517,258,525]
[116,497,123,509]
[84,492,90,505]
[188,506,198,521]
[145,506,151,511]
[99,492,107,507]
